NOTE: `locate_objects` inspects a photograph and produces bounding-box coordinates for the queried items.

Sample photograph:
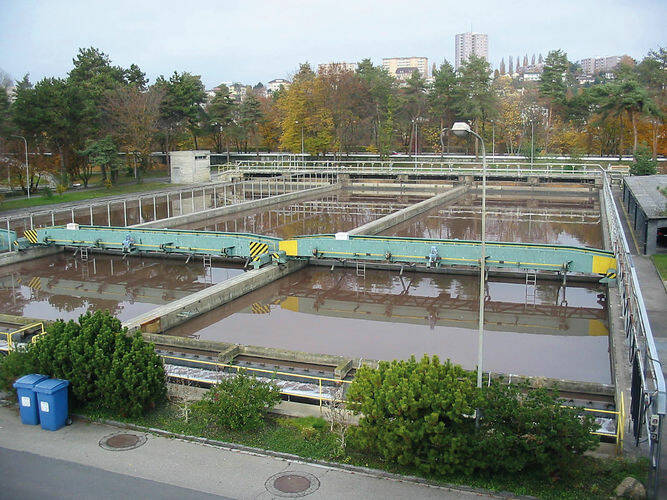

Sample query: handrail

[0,322,45,350]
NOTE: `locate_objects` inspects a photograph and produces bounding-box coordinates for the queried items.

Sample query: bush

[42,186,54,199]
[347,355,599,477]
[0,311,166,417]
[278,416,328,440]
[347,355,478,475]
[630,144,658,176]
[474,382,599,475]
[200,371,281,431]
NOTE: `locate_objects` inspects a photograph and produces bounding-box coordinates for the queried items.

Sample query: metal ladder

[356,261,366,278]
[79,246,89,262]
[202,255,213,284]
[525,271,537,306]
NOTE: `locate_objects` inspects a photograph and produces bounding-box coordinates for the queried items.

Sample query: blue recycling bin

[34,378,70,431]
[13,374,49,425]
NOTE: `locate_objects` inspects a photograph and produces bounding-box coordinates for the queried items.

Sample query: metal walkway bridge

[21,224,616,280]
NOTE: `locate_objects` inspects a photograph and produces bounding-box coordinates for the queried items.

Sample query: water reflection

[0,254,244,322]
[381,194,603,248]
[174,194,425,238]
[167,267,611,383]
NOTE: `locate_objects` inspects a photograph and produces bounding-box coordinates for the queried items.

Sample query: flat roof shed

[622,175,667,254]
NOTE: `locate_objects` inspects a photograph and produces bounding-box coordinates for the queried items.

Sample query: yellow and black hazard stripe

[24,229,39,244]
[28,277,41,291]
[249,241,269,261]
[604,270,617,280]
[251,302,271,314]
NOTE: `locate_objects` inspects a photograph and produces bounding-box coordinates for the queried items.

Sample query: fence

[0,322,46,350]
[218,160,628,180]
[602,170,665,498]
[1,176,331,240]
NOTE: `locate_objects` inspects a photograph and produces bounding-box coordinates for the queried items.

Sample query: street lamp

[295,120,304,166]
[12,135,29,199]
[444,122,487,397]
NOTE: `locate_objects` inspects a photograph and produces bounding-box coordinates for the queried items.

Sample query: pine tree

[509,56,514,74]
[499,58,506,75]
[523,54,529,67]
[539,54,544,64]
[531,54,536,66]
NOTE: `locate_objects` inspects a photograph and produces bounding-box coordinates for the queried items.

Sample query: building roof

[624,175,667,219]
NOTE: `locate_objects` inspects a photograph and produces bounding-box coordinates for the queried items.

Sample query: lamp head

[451,122,472,138]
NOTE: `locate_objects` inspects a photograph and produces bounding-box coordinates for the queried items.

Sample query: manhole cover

[99,432,147,451]
[265,472,320,497]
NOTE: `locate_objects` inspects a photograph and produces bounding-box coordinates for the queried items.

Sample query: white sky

[0,0,665,89]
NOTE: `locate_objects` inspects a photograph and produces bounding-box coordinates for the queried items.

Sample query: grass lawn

[83,402,647,500]
[651,254,667,280]
[0,181,173,213]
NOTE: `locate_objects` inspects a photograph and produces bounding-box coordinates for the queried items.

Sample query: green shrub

[630,144,658,176]
[347,355,599,478]
[347,355,478,475]
[0,311,166,417]
[474,382,599,475]
[200,371,281,431]
[42,186,54,199]
[0,349,38,393]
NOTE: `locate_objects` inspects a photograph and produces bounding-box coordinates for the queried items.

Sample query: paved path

[613,189,667,495]
[0,407,490,500]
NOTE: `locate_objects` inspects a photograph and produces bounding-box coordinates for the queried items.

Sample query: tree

[523,54,529,67]
[207,85,235,153]
[630,144,658,175]
[509,56,514,75]
[531,54,536,67]
[156,71,206,150]
[499,58,506,75]
[453,55,497,154]
[356,59,397,155]
[428,61,457,152]
[540,50,570,153]
[79,136,121,187]
[105,85,164,180]
[591,79,661,154]
[238,93,262,152]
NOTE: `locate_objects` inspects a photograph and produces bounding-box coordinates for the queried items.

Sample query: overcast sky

[1,0,665,89]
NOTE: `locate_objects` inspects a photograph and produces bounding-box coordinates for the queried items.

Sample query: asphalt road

[0,447,230,500]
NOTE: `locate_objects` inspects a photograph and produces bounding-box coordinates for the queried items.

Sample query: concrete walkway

[0,406,496,500]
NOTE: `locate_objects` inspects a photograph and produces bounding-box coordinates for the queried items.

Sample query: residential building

[382,57,428,80]
[580,56,622,75]
[318,62,357,73]
[522,72,541,82]
[267,79,291,94]
[455,32,488,70]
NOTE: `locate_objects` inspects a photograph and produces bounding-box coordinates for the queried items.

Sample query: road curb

[84,414,533,499]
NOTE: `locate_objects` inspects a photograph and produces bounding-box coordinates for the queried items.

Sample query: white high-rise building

[455,32,489,70]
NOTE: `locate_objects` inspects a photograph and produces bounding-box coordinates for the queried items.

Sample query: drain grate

[265,472,320,498]
[99,432,147,451]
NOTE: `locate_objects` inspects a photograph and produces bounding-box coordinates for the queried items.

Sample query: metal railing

[0,322,46,350]
[0,176,332,240]
[218,160,629,180]
[602,171,665,497]
[161,354,351,406]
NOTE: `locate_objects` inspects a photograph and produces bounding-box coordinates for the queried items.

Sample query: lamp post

[12,135,29,199]
[444,122,487,398]
[295,120,304,166]
[491,120,495,161]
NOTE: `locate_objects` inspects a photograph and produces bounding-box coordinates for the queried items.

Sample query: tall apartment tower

[455,32,489,70]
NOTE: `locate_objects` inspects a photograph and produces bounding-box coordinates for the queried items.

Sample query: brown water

[173,194,425,238]
[381,194,603,248]
[0,254,244,322]
[167,266,610,383]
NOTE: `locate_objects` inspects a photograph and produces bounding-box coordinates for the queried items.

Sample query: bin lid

[13,374,49,390]
[34,378,70,394]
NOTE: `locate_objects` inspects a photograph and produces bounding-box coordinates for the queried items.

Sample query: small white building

[170,150,211,184]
